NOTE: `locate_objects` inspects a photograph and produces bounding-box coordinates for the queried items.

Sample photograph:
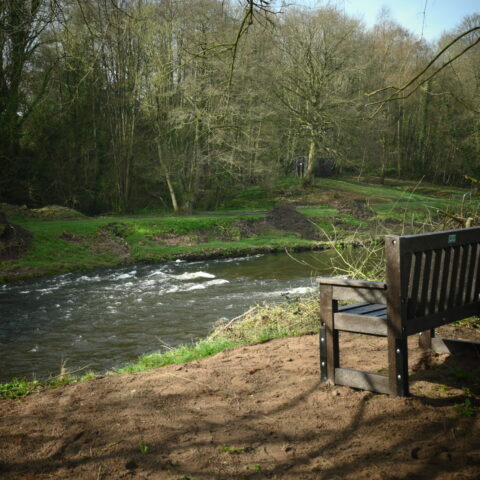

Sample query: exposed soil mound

[235,206,317,240]
[268,204,318,239]
[237,217,272,237]
[334,198,375,219]
[0,203,33,218]
[1,328,479,479]
[31,205,85,219]
[98,222,132,238]
[59,231,85,243]
[0,203,84,220]
[0,212,33,260]
[93,223,131,260]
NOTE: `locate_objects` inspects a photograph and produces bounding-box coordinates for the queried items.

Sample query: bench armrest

[316,277,387,290]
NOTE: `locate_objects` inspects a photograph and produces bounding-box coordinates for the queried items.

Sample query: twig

[161,373,215,391]
[211,307,259,337]
[49,364,94,381]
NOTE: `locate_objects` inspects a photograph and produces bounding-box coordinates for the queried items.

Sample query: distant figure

[294,156,308,177]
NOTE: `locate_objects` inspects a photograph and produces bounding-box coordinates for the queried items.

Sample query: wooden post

[319,325,328,382]
[320,284,339,382]
[419,328,435,350]
[386,236,410,396]
[387,335,409,396]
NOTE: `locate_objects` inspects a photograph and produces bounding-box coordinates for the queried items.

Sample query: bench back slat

[419,250,433,317]
[428,249,442,316]
[472,243,480,302]
[386,228,480,334]
[438,248,451,312]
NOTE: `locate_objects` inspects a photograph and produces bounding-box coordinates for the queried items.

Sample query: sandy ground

[1,328,480,480]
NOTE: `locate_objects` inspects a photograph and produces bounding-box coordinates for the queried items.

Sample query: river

[0,250,338,383]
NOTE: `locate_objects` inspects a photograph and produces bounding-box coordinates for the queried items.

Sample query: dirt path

[1,329,480,479]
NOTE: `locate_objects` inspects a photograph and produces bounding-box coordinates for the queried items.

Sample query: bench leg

[419,328,435,350]
[388,335,409,397]
[319,325,328,381]
[320,285,339,383]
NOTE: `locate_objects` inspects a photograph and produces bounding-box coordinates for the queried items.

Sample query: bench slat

[408,251,421,318]
[390,227,480,251]
[472,243,480,303]
[448,246,461,309]
[337,302,370,313]
[316,278,387,289]
[438,247,451,314]
[334,368,390,395]
[332,286,387,304]
[460,244,473,305]
[419,250,432,317]
[405,301,480,335]
[334,312,388,336]
[456,244,469,307]
[429,249,442,315]
[338,303,386,316]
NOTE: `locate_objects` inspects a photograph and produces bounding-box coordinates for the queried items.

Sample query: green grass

[0,374,76,399]
[1,210,324,281]
[116,338,242,374]
[0,378,42,399]
[3,175,478,283]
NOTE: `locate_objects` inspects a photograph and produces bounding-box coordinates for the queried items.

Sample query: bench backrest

[385,227,480,336]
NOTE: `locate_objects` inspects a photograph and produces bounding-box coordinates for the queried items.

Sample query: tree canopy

[1,0,479,213]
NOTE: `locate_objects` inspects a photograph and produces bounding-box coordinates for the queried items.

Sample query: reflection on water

[0,250,336,382]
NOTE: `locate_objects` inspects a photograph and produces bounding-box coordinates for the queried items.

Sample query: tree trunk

[303,137,316,186]
[157,143,179,213]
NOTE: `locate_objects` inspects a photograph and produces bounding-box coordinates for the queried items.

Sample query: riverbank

[0,291,320,395]
[0,205,324,283]
[1,177,475,283]
[1,325,480,479]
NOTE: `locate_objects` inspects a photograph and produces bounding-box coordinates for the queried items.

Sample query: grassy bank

[0,213,321,282]
[2,176,477,283]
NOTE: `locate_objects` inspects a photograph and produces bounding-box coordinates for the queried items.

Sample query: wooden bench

[317,227,480,397]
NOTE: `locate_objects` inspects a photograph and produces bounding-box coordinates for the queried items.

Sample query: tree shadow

[1,359,479,480]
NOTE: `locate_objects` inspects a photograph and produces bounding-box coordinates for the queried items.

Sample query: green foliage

[139,442,150,454]
[453,398,477,417]
[0,378,41,399]
[0,373,76,399]
[79,372,99,381]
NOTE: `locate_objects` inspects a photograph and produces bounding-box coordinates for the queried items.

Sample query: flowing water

[0,250,338,383]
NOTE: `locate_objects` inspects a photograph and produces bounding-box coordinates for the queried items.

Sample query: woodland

[1,0,480,215]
